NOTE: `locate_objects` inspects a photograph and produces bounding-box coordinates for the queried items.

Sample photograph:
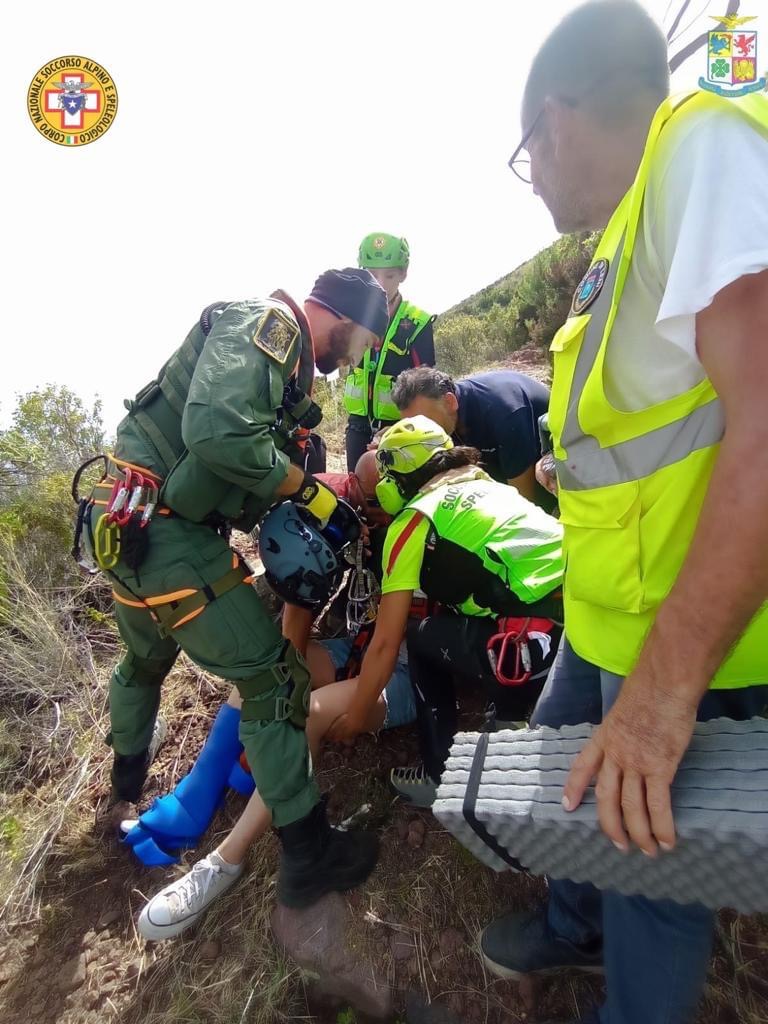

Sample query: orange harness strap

[112,554,254,633]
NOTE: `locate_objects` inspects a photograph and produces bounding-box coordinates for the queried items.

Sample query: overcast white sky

[4,0,725,431]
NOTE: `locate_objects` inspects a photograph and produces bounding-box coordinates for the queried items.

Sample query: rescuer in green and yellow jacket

[343,233,436,469]
[326,416,564,807]
[81,268,389,909]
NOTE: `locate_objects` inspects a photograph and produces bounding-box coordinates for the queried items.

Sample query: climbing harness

[111,552,254,636]
[71,454,171,573]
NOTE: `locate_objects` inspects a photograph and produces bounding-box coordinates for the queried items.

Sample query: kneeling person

[328,417,564,804]
[392,366,552,508]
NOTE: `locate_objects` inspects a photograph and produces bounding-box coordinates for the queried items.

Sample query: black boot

[276,799,379,909]
[111,750,150,803]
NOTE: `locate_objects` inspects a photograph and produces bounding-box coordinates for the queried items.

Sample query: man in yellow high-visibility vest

[480,2,768,1022]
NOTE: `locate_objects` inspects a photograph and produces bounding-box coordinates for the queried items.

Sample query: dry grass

[0,534,115,926]
[134,825,306,1024]
[700,917,768,1024]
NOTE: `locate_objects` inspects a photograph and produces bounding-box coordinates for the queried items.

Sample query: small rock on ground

[57,953,87,994]
[272,893,392,1019]
[96,908,121,931]
[199,940,221,962]
[407,827,424,849]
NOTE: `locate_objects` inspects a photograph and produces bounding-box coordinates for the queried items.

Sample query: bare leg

[305,641,338,689]
[217,679,385,866]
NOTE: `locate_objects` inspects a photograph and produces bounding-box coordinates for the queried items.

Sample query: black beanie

[308,268,389,339]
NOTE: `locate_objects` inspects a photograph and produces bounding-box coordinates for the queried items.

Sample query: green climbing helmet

[358,232,410,269]
[375,416,453,515]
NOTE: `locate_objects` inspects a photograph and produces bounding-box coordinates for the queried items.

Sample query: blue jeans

[321,638,417,730]
[531,637,767,1024]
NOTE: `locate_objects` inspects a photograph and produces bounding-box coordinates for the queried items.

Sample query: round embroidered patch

[27,56,118,147]
[571,258,609,315]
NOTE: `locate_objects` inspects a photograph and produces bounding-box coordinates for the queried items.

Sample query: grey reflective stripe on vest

[556,235,723,491]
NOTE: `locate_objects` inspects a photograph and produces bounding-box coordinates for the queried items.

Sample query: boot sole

[278,848,379,910]
[480,948,604,981]
[388,775,437,809]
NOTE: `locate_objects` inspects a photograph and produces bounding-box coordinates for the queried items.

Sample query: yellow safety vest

[343,299,434,421]
[548,89,768,687]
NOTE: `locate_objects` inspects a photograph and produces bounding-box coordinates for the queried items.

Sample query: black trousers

[406,613,558,783]
[345,414,398,471]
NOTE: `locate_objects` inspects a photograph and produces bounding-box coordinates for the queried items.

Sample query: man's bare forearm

[633,427,768,705]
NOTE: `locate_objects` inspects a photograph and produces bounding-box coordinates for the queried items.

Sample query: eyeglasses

[509,66,659,184]
[507,108,542,184]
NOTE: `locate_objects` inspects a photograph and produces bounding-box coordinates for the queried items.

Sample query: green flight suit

[91,295,321,826]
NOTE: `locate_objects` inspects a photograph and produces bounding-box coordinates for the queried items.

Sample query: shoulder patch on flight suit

[252,307,299,364]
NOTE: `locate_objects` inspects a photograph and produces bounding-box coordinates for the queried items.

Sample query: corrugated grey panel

[433,718,768,912]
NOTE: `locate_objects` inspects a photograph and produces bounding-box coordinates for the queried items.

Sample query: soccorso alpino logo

[27,56,118,147]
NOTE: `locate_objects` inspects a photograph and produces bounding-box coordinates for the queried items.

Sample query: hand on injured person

[326,709,367,745]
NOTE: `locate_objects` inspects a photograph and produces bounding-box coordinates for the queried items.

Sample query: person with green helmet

[79,268,389,910]
[344,233,436,470]
[327,415,564,807]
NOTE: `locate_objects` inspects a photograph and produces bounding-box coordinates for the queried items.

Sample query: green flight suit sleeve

[181,300,301,499]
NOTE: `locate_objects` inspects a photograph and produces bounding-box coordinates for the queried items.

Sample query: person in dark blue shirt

[392,366,552,508]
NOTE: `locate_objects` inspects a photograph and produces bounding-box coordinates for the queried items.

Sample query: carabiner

[93,514,121,570]
[486,622,532,686]
[141,480,159,527]
[126,473,146,517]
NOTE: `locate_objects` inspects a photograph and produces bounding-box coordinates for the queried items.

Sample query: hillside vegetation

[433,230,598,377]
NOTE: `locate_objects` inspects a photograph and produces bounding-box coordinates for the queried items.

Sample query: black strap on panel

[461,730,530,874]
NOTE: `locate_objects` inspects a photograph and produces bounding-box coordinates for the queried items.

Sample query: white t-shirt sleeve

[648,107,768,360]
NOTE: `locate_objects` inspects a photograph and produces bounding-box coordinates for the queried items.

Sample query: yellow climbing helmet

[374,416,453,514]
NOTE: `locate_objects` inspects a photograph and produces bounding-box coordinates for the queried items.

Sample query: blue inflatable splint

[122,704,256,865]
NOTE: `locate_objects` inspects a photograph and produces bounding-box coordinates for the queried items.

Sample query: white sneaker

[138,850,243,940]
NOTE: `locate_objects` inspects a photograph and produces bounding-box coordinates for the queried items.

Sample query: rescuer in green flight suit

[87,268,388,909]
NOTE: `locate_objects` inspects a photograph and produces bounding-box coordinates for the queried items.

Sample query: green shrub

[434,232,600,380]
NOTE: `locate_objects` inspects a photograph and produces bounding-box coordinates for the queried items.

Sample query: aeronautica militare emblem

[27,56,118,146]
[700,14,767,97]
